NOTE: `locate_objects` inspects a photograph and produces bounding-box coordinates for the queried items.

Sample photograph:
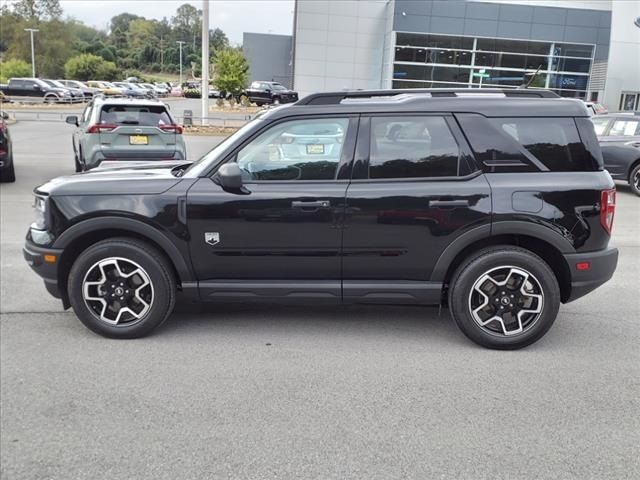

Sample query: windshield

[50,80,66,88]
[42,80,56,87]
[184,116,265,177]
[271,83,286,91]
[99,105,173,126]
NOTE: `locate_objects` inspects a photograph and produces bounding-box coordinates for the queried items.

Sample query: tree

[0,59,31,81]
[213,48,249,96]
[12,0,62,21]
[64,53,118,80]
[172,3,201,49]
[210,28,229,53]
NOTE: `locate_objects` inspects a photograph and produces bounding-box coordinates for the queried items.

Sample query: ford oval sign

[635,16,640,28]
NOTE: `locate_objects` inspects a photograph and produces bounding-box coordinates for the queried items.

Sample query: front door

[187,115,358,301]
[342,114,491,304]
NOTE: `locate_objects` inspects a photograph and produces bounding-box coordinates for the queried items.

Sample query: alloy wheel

[82,257,154,326]
[468,266,544,336]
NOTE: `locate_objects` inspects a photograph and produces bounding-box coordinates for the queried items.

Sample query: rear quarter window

[458,114,601,172]
[99,105,173,126]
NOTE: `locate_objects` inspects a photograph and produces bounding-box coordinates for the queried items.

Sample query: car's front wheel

[629,163,640,196]
[448,246,560,349]
[68,238,176,338]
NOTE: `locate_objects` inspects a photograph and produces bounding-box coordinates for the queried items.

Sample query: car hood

[36,162,192,196]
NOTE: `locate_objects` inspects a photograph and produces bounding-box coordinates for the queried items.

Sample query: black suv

[244,81,298,106]
[23,89,618,349]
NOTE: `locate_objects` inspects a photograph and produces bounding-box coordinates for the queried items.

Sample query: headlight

[32,195,48,230]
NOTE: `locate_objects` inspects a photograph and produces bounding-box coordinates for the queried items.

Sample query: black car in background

[0,111,14,182]
[23,88,618,349]
[592,113,640,196]
[244,81,298,106]
[0,77,78,103]
[42,79,85,102]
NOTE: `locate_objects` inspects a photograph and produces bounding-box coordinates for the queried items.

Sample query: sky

[56,0,295,45]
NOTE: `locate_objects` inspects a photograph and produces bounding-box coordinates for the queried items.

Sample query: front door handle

[429,199,469,208]
[291,200,331,210]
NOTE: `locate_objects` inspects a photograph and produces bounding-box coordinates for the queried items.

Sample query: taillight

[87,123,117,133]
[600,189,616,235]
[160,124,183,134]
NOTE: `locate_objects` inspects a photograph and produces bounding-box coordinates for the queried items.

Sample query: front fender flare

[53,216,194,282]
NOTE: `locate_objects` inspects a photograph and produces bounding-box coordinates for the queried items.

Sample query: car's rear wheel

[44,95,57,104]
[0,158,15,183]
[68,238,176,338]
[629,163,640,196]
[448,246,560,349]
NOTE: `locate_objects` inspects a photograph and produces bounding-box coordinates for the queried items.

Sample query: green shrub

[0,59,32,80]
[64,54,118,81]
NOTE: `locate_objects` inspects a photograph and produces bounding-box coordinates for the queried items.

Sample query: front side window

[369,116,460,179]
[236,118,349,181]
[610,119,640,137]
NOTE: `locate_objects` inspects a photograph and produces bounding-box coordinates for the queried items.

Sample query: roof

[92,96,164,106]
[262,88,590,120]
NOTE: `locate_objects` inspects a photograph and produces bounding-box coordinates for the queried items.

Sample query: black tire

[67,237,176,339]
[629,163,640,196]
[448,246,560,350]
[0,158,15,183]
[74,151,82,172]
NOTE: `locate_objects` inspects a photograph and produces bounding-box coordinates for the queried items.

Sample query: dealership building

[245,0,640,111]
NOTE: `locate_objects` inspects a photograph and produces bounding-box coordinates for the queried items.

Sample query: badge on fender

[205,232,220,246]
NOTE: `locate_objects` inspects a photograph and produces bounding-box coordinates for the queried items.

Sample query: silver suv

[65,97,187,171]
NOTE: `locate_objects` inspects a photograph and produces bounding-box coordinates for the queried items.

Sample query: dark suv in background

[592,113,640,196]
[24,89,617,349]
[244,81,298,106]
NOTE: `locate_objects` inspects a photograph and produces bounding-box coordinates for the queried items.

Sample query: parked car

[112,82,150,98]
[57,79,100,99]
[0,111,14,182]
[244,81,298,106]
[41,79,85,103]
[152,83,170,97]
[86,81,123,96]
[592,113,640,196]
[25,88,618,349]
[132,83,157,98]
[65,96,186,172]
[0,77,77,103]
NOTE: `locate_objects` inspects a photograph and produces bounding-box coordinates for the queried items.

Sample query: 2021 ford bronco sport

[24,89,618,349]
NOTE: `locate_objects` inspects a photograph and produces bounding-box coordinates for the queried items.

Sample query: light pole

[176,41,186,86]
[24,28,39,77]
[201,0,210,126]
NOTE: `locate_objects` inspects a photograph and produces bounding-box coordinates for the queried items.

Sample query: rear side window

[591,117,609,135]
[458,114,600,172]
[99,105,173,127]
[369,116,460,178]
[491,117,597,171]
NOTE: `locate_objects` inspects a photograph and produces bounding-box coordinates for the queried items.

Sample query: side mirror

[214,163,243,190]
[65,115,79,126]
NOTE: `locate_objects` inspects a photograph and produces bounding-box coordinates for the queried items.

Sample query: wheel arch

[54,217,194,307]
[433,223,573,304]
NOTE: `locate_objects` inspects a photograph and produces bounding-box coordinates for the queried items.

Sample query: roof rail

[296,88,560,105]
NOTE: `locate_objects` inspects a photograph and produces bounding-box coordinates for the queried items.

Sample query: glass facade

[392,33,594,99]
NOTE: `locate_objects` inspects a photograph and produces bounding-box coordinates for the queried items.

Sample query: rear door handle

[291,200,331,210]
[429,199,469,208]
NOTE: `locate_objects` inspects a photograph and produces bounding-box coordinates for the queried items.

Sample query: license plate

[306,144,324,154]
[129,135,148,145]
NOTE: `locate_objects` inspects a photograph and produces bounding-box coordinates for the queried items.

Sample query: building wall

[243,32,293,88]
[602,0,640,110]
[293,0,389,97]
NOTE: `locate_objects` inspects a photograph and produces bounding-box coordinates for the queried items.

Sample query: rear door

[98,104,178,161]
[342,114,491,304]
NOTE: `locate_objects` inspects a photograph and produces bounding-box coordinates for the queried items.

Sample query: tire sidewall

[450,248,560,349]
[68,240,174,338]
[630,164,640,196]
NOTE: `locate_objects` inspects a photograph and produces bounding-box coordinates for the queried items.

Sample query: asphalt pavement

[1,120,639,480]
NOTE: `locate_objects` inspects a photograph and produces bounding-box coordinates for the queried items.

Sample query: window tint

[491,117,598,171]
[99,105,173,126]
[369,116,459,179]
[591,117,609,135]
[236,118,349,181]
[610,119,640,137]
